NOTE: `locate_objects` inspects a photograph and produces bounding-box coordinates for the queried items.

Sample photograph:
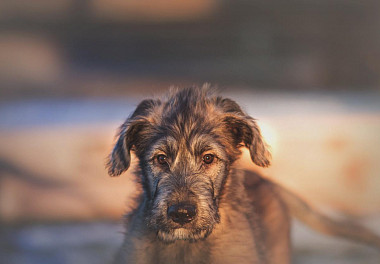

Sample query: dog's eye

[156,154,168,165]
[202,154,214,164]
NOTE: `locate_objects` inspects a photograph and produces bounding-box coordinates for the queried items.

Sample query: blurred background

[0,1,380,263]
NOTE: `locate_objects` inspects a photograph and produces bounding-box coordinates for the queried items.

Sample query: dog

[107,86,380,264]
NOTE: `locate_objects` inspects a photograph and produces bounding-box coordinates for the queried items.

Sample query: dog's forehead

[149,133,226,158]
[150,96,219,137]
[140,89,236,159]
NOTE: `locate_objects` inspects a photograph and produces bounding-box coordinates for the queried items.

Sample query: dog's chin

[157,227,213,243]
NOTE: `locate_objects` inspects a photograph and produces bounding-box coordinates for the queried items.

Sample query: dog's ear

[218,98,271,167]
[107,99,159,176]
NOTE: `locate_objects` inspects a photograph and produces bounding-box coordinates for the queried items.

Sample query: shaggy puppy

[107,86,380,264]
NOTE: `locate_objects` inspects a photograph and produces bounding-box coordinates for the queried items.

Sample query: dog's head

[107,86,270,242]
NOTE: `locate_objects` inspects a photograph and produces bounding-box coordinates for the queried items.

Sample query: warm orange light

[257,121,277,154]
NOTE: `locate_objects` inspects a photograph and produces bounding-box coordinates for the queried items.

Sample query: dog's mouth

[153,212,219,242]
[156,226,213,242]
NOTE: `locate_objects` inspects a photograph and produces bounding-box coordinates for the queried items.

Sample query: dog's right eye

[203,154,214,164]
[156,155,168,165]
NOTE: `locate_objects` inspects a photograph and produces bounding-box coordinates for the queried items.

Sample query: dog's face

[143,132,229,242]
[107,87,270,242]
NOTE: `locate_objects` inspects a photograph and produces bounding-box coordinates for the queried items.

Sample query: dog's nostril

[167,204,197,224]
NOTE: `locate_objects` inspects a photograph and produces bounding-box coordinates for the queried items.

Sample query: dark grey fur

[107,86,290,264]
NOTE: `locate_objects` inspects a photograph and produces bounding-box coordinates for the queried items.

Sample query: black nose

[167,203,197,225]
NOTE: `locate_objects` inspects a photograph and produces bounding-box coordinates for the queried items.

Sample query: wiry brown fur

[107,85,380,264]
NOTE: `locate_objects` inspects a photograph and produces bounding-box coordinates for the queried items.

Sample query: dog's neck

[219,167,250,209]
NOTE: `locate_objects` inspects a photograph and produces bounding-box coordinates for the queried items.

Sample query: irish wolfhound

[107,86,380,264]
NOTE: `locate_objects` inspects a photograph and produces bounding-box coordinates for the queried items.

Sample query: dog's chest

[150,240,210,264]
[136,220,260,264]
[144,236,259,264]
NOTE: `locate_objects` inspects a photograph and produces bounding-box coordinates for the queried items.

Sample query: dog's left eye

[202,154,214,164]
[156,154,168,165]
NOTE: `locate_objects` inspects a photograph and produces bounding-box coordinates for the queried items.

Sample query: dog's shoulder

[243,170,289,215]
[243,170,292,263]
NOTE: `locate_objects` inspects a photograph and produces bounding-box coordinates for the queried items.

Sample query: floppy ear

[107,99,159,176]
[218,98,271,167]
[243,118,271,167]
